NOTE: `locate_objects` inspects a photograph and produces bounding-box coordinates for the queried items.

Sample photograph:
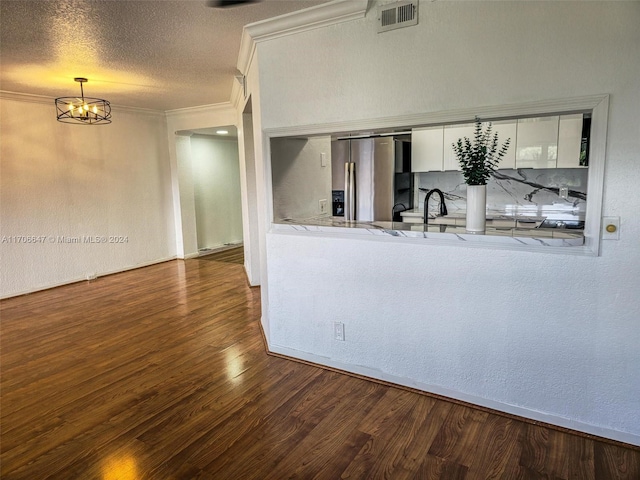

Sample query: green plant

[452,117,511,185]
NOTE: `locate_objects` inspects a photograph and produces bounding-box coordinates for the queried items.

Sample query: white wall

[271,136,332,221]
[237,102,261,286]
[173,134,198,257]
[190,134,243,250]
[244,54,272,332]
[0,96,175,298]
[253,1,640,444]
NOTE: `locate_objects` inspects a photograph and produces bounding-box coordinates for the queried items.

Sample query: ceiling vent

[378,0,418,33]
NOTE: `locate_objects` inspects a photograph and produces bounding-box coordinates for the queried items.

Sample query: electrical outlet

[334,322,345,341]
[319,199,328,214]
[559,186,569,199]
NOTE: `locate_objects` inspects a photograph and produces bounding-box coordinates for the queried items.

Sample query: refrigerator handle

[344,162,351,221]
[344,162,349,220]
[349,163,355,221]
[345,162,356,221]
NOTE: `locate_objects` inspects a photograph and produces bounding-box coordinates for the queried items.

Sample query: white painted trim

[243,265,258,287]
[0,90,54,105]
[165,101,236,117]
[264,94,609,138]
[264,94,610,256]
[0,90,165,117]
[268,342,640,447]
[584,95,609,255]
[230,77,244,110]
[0,256,177,300]
[236,0,368,74]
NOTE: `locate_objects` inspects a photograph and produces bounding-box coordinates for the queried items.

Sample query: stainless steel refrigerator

[331,136,412,222]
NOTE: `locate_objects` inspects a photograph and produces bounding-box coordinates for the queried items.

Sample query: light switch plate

[334,322,345,341]
[320,152,327,167]
[602,216,620,240]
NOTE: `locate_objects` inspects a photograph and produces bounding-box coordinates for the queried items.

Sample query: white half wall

[0,95,175,298]
[252,0,640,444]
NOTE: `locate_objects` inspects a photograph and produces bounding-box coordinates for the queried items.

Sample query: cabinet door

[443,123,474,171]
[444,121,516,171]
[557,114,584,168]
[411,126,444,172]
[491,120,517,170]
[516,116,559,169]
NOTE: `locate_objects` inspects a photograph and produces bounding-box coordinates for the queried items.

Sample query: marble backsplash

[417,168,588,216]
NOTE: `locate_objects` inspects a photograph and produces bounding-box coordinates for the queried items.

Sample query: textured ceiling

[0,0,330,111]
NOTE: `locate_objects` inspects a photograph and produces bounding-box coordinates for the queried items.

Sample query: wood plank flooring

[1,248,638,479]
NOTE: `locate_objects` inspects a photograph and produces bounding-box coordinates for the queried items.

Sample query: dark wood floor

[1,248,638,479]
[199,246,244,265]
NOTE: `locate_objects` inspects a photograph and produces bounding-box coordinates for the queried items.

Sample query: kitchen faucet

[392,203,407,222]
[423,189,448,224]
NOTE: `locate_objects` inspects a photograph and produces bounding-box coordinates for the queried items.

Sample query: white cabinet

[516,116,559,169]
[443,123,474,171]
[443,120,516,171]
[411,126,444,172]
[557,114,585,168]
[491,120,517,170]
[413,115,583,173]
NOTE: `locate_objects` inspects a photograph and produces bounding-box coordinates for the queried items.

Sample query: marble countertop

[400,208,583,221]
[274,216,584,248]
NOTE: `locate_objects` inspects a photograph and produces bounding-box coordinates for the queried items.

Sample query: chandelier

[55,78,111,125]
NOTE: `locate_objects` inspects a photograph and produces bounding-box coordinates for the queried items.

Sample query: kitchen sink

[538,219,585,229]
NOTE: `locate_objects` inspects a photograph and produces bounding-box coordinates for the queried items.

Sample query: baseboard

[198,243,243,257]
[267,342,640,449]
[1,256,177,299]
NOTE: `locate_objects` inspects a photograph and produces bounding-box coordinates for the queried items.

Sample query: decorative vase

[466,185,486,233]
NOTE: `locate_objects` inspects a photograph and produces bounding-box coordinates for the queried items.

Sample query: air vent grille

[378,1,418,33]
[381,8,396,27]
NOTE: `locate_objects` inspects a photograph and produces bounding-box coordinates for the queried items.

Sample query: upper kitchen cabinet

[411,126,444,172]
[443,120,516,171]
[443,123,474,171]
[515,116,559,169]
[491,120,517,169]
[412,114,585,173]
[557,114,587,168]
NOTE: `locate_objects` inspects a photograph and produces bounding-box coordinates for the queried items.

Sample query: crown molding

[230,76,245,110]
[0,90,165,117]
[236,0,368,75]
[0,90,53,105]
[165,101,236,118]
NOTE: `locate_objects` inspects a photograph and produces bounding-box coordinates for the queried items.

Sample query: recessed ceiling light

[216,129,229,135]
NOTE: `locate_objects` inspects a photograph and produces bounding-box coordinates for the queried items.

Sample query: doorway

[175,126,243,256]
[191,127,243,255]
